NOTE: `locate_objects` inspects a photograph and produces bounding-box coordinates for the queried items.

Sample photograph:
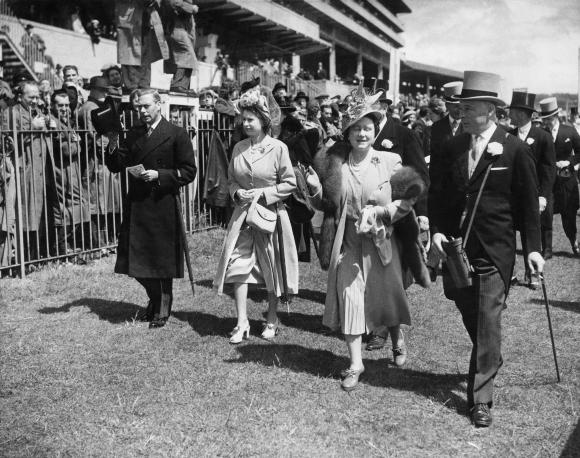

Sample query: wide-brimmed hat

[453,71,505,105]
[442,81,463,103]
[199,88,218,98]
[402,109,416,123]
[341,89,384,133]
[538,97,559,118]
[240,77,260,94]
[272,82,287,93]
[85,76,111,91]
[294,91,309,102]
[315,93,329,100]
[508,90,536,112]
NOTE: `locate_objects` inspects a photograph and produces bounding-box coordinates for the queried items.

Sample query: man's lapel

[133,118,171,164]
[468,125,506,185]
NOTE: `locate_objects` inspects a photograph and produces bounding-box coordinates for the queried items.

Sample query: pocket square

[490,167,508,171]
[565,138,571,142]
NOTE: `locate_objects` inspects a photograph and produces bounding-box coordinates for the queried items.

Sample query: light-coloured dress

[214,135,298,296]
[323,149,413,334]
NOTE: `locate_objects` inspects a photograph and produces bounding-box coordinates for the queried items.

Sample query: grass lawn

[1,218,579,457]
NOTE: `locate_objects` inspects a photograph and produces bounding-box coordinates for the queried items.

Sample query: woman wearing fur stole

[213,88,298,344]
[309,91,430,391]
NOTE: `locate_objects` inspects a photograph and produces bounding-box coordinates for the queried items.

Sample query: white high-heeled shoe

[229,321,250,344]
[261,320,279,340]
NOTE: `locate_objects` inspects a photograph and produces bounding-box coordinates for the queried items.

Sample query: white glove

[528,251,545,274]
[432,232,449,260]
[539,196,547,213]
[417,215,429,232]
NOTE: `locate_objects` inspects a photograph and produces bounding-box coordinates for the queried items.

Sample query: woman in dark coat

[106,89,196,328]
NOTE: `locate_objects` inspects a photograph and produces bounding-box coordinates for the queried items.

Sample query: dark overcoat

[106,117,196,278]
[373,116,430,216]
[509,125,556,227]
[551,123,580,215]
[429,126,541,291]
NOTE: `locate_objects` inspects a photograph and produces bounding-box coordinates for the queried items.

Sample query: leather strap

[462,162,493,249]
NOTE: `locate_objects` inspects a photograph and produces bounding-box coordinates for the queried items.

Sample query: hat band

[460,88,499,98]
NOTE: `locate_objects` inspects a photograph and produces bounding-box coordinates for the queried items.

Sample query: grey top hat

[538,97,559,118]
[453,71,505,106]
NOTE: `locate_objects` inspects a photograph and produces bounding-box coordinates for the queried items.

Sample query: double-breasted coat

[105,117,196,278]
[49,116,90,226]
[11,104,57,232]
[213,136,298,296]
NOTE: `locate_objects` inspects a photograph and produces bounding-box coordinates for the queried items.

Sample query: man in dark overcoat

[106,89,196,328]
[539,97,580,256]
[508,91,556,287]
[430,71,544,427]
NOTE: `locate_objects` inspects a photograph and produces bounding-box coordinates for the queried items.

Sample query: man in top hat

[508,91,556,278]
[539,97,580,256]
[294,91,309,109]
[430,71,544,427]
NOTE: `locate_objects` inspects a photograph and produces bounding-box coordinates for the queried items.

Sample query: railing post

[10,110,26,277]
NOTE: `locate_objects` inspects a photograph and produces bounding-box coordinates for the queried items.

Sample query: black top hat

[294,91,309,102]
[90,96,122,135]
[508,91,536,112]
[272,82,287,92]
[240,77,260,94]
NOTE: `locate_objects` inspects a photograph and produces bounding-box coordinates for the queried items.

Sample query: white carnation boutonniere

[381,139,394,150]
[526,138,535,145]
[487,142,503,156]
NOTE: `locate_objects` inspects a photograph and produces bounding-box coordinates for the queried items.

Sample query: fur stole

[313,141,430,288]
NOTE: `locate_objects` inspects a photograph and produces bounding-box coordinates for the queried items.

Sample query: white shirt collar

[475,123,497,145]
[148,116,162,132]
[551,120,560,134]
[518,121,532,138]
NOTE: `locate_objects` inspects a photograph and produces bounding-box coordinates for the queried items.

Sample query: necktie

[147,126,154,137]
[469,135,483,177]
[452,119,459,136]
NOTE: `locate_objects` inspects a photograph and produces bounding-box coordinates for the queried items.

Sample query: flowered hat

[238,87,271,121]
[341,85,384,133]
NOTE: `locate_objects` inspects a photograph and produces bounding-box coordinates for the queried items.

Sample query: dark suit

[374,116,430,216]
[429,126,541,408]
[412,117,430,157]
[428,115,463,213]
[551,123,580,245]
[509,125,556,259]
[106,117,196,321]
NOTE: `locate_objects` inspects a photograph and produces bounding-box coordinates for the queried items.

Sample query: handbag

[443,163,493,289]
[246,192,277,234]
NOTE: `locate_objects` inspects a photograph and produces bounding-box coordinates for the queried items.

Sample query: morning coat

[429,125,541,291]
[552,123,580,214]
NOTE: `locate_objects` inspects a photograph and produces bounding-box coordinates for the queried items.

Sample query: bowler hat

[453,71,504,105]
[442,81,463,103]
[538,97,559,118]
[508,90,536,112]
[272,82,287,93]
[294,91,309,102]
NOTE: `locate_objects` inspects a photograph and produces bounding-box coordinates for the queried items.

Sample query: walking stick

[275,206,289,309]
[538,272,560,382]
[176,197,195,298]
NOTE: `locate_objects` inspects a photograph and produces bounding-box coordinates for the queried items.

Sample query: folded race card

[127,164,145,178]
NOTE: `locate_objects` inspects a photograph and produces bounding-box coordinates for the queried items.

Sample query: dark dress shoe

[149,318,167,329]
[366,334,386,351]
[471,403,492,427]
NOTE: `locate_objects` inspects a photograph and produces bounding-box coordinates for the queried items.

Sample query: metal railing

[0,106,235,277]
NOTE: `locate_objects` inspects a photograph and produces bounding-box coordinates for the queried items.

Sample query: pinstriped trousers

[449,235,506,408]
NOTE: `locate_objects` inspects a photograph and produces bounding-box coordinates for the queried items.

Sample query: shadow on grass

[39,299,142,323]
[561,419,580,458]
[551,250,578,259]
[530,298,580,314]
[225,343,467,414]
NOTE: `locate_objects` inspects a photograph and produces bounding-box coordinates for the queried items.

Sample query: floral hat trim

[342,85,384,132]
